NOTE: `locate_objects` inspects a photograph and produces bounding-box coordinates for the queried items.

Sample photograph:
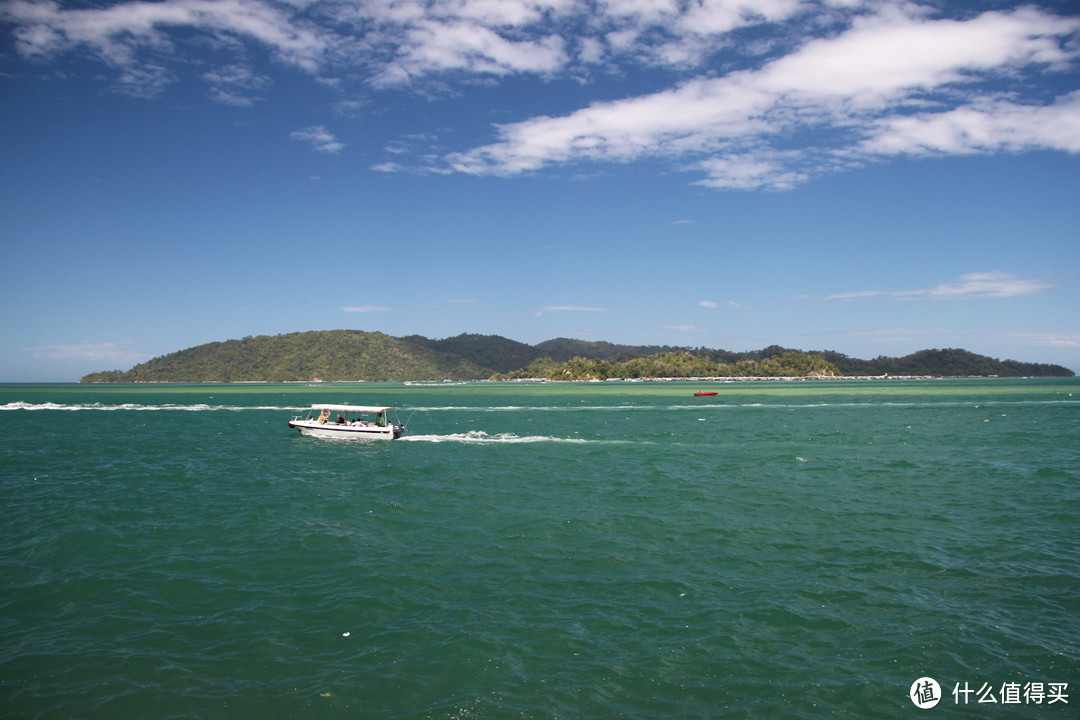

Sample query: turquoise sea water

[1,378,1078,719]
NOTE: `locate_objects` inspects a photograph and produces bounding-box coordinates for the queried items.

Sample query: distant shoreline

[74,374,1051,385]
[76,331,1075,383]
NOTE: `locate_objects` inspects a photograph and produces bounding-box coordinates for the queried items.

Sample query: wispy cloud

[532,305,607,316]
[905,272,1056,300]
[813,272,1055,302]
[203,64,270,106]
[539,305,606,312]
[370,16,566,86]
[3,1,1077,188]
[0,0,816,89]
[699,300,747,309]
[1015,332,1080,349]
[819,290,888,301]
[859,92,1080,157]
[29,340,151,365]
[341,305,391,312]
[291,126,345,154]
[439,5,1080,188]
[1,0,328,95]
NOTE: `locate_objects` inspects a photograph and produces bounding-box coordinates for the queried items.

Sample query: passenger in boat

[318,408,331,424]
[337,414,346,424]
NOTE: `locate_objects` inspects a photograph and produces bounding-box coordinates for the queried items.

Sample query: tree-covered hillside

[401,333,541,374]
[532,338,681,363]
[816,347,1072,377]
[80,331,499,382]
[79,331,1075,382]
[493,350,841,381]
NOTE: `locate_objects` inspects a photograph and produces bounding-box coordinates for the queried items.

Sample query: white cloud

[819,290,887,301]
[678,0,805,36]
[3,1,1077,187]
[341,305,391,312]
[695,153,808,190]
[901,272,1056,300]
[2,0,329,96]
[441,5,1080,187]
[29,340,152,365]
[859,92,1080,156]
[817,272,1055,302]
[756,5,1076,104]
[203,63,271,106]
[699,299,749,309]
[1015,333,1080,349]
[374,18,566,84]
[112,63,176,98]
[539,305,606,311]
[0,0,860,94]
[332,98,365,117]
[291,125,345,153]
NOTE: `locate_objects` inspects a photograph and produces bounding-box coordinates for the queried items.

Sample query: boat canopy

[308,404,392,413]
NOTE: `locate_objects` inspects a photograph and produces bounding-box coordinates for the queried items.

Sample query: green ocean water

[1,378,1078,719]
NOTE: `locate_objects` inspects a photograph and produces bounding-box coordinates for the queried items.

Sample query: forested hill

[78,331,1074,382]
[80,331,511,383]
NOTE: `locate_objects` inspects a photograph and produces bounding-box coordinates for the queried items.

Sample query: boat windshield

[307,407,389,427]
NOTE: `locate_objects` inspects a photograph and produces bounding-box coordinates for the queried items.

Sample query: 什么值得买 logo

[909,677,1069,708]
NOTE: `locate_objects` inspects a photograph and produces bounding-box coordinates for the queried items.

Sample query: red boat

[694,391,718,396]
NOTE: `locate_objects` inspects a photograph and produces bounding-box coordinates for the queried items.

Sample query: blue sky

[2,0,1078,381]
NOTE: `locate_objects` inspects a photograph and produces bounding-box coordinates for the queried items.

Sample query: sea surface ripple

[1,379,1078,718]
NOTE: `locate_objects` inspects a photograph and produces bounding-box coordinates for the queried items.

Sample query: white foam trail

[401,431,593,444]
[406,404,649,412]
[0,402,303,412]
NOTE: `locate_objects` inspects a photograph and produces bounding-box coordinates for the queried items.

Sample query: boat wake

[6,398,1073,414]
[0,402,300,412]
[402,430,595,444]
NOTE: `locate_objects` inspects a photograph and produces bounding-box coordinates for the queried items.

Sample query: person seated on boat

[350,417,365,426]
[336,414,347,424]
[318,408,331,424]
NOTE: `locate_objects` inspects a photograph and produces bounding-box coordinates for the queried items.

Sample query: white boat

[289,404,405,440]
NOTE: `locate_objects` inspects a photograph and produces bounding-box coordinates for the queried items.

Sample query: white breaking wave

[0,402,303,412]
[402,430,593,444]
[406,405,650,412]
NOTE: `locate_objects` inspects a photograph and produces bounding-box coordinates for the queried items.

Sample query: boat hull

[289,420,404,440]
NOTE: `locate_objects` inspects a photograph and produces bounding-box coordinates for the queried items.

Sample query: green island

[78,330,1074,383]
